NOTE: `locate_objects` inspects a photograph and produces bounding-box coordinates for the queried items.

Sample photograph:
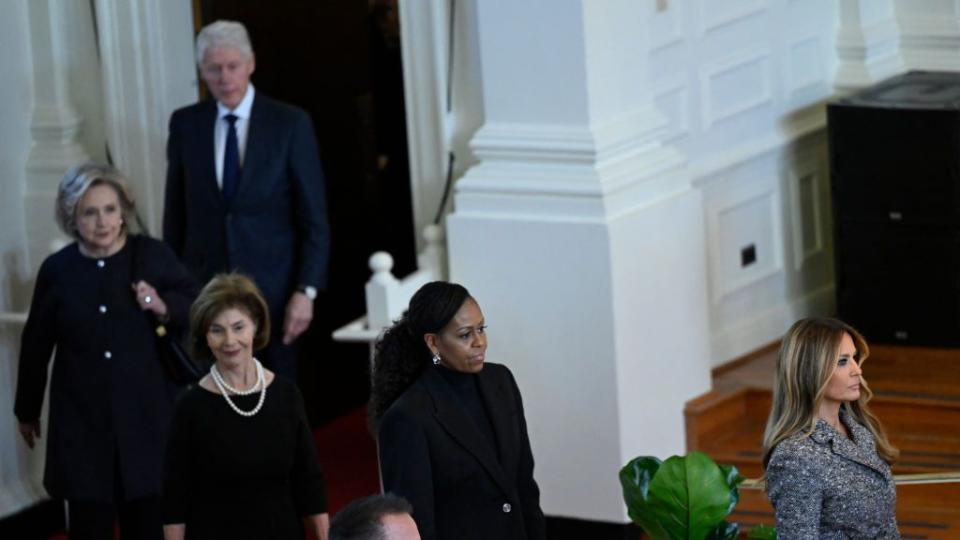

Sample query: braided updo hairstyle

[368,281,471,429]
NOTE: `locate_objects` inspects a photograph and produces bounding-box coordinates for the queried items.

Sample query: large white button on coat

[99,305,107,314]
[104,351,112,359]
[96,260,105,268]
[502,503,512,513]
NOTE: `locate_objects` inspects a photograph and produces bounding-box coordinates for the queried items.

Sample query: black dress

[162,377,327,539]
[14,236,197,502]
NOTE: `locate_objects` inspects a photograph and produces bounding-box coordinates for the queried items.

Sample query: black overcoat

[14,236,197,502]
[378,363,546,540]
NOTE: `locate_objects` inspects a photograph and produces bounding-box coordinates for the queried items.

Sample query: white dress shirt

[213,84,255,188]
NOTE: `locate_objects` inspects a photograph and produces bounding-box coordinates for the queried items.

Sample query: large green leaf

[619,457,673,540]
[645,452,736,540]
[620,452,745,540]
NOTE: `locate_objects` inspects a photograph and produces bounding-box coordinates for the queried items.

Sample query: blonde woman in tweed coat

[762,318,899,539]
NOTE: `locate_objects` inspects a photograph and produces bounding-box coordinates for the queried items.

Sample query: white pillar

[2,0,90,517]
[93,0,197,236]
[835,0,904,92]
[894,0,960,71]
[447,0,711,523]
[23,0,90,273]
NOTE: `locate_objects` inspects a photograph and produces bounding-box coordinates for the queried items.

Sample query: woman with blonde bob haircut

[762,317,899,539]
[162,274,329,539]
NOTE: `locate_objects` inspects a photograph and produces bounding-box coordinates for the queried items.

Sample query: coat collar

[811,409,890,478]
[420,367,515,498]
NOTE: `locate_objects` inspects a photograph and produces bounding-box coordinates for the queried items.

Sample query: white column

[894,0,960,71]
[835,0,904,92]
[397,1,451,252]
[2,0,89,517]
[93,0,197,236]
[447,0,711,523]
[23,0,90,273]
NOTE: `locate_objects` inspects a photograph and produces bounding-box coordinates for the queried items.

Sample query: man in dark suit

[164,20,329,379]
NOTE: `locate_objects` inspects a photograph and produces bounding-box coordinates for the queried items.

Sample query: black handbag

[129,235,205,384]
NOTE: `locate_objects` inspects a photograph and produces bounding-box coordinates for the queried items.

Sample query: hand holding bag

[129,235,205,385]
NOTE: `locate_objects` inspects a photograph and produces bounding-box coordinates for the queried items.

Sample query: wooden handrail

[891,471,960,485]
[741,471,960,490]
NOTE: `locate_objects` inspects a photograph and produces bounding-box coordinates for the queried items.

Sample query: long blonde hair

[761,317,898,468]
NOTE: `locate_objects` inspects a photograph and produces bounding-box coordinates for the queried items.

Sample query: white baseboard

[0,477,48,520]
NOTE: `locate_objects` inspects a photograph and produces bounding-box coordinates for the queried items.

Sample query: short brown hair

[189,273,271,360]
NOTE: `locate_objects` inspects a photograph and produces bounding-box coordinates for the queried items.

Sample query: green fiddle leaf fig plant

[619,451,745,540]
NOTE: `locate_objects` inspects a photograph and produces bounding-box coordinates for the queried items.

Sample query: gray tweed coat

[765,410,899,539]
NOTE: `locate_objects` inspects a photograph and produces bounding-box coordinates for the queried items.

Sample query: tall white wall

[647,0,842,364]
[0,0,46,520]
[448,0,712,522]
[441,0,899,525]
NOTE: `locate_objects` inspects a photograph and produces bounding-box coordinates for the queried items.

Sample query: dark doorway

[196,0,418,425]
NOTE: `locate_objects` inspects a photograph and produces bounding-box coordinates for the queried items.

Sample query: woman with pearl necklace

[161,273,329,540]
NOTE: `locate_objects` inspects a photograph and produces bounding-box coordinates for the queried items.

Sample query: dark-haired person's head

[329,494,419,540]
[369,282,488,425]
[411,282,486,375]
[402,281,474,369]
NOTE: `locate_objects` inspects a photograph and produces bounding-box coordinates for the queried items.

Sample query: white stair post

[365,252,400,334]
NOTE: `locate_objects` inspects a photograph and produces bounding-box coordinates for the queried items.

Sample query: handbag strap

[128,233,141,283]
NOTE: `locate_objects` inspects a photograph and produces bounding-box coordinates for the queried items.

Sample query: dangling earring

[432,352,441,366]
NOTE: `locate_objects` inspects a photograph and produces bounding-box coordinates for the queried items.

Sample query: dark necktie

[222,114,241,204]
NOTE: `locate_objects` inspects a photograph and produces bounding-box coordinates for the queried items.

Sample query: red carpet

[313,405,382,514]
[47,406,380,538]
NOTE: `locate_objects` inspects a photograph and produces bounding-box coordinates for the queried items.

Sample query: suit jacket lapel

[234,94,268,203]
[197,102,223,207]
[477,369,516,471]
[423,369,515,498]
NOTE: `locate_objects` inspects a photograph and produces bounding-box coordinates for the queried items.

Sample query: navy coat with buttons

[14,236,197,502]
[378,362,546,540]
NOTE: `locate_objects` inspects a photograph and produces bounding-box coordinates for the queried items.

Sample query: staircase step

[734,483,960,540]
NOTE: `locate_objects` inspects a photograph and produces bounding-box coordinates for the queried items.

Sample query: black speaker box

[829,71,960,346]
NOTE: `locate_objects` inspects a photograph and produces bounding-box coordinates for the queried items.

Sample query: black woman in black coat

[14,163,197,540]
[370,282,545,540]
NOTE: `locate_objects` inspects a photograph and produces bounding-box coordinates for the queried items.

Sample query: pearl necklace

[210,358,267,417]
